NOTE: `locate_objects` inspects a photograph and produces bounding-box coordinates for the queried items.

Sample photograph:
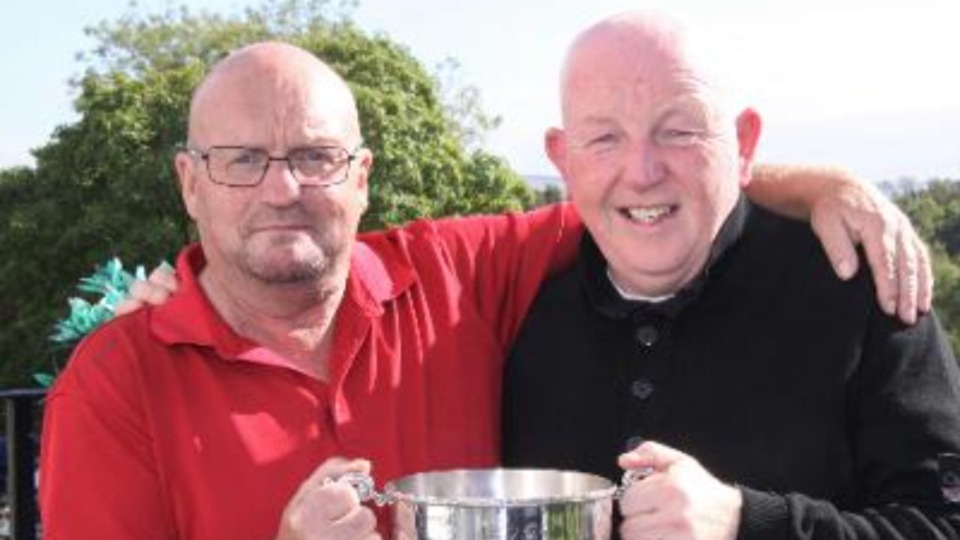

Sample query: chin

[615,250,691,284]
[242,250,328,284]
[251,262,323,284]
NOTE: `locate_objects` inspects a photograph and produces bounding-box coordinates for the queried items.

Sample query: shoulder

[725,205,878,329]
[48,308,155,402]
[742,204,873,290]
[361,204,577,246]
[742,204,829,256]
[357,204,580,271]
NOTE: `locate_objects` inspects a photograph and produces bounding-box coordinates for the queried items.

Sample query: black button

[631,378,655,400]
[635,325,658,347]
[625,436,645,451]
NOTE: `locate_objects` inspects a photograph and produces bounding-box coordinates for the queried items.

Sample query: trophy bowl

[345,468,632,540]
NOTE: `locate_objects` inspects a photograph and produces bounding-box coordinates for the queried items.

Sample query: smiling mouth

[252,223,311,232]
[621,205,677,224]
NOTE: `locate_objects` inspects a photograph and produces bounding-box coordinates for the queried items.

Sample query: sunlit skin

[173,43,373,377]
[546,15,761,298]
[179,45,370,290]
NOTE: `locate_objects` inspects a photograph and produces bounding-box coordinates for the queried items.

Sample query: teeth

[626,205,673,223]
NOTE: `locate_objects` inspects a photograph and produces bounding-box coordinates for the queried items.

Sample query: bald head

[188,41,361,148]
[559,10,733,125]
[545,9,761,297]
[563,11,688,82]
[173,41,374,302]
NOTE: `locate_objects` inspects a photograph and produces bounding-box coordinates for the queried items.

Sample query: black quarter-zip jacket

[503,197,960,539]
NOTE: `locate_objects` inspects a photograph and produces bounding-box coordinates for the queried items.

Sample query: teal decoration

[40,258,152,387]
[33,373,56,388]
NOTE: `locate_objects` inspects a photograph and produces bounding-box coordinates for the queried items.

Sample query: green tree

[890,178,960,352]
[533,184,566,207]
[0,0,533,387]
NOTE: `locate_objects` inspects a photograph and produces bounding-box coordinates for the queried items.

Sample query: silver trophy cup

[343,468,643,540]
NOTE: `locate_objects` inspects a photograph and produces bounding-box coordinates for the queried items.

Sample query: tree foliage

[887,179,960,352]
[533,184,566,206]
[0,0,532,387]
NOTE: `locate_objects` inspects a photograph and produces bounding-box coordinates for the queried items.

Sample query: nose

[258,158,302,204]
[622,139,666,189]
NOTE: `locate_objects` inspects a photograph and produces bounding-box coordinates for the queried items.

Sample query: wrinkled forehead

[188,53,360,145]
[560,14,730,120]
[562,54,718,128]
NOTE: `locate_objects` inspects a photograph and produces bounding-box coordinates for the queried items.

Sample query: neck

[606,251,708,299]
[606,267,675,303]
[199,265,348,381]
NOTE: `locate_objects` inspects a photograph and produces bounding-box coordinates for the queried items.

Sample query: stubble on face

[236,205,334,285]
[186,43,366,291]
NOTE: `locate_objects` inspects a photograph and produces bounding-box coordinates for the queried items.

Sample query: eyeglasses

[185,144,363,187]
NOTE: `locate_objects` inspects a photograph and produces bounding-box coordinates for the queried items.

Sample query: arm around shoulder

[747,163,932,323]
[738,310,960,539]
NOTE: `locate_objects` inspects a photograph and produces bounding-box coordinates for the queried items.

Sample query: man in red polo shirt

[39,41,931,540]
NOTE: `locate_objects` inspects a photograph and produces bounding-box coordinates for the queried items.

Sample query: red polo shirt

[39,204,581,539]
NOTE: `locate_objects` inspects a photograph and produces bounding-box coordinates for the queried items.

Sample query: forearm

[746,163,862,220]
[737,312,960,539]
[738,488,960,539]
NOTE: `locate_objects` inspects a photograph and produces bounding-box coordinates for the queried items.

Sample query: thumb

[296,456,373,499]
[324,457,373,482]
[618,440,687,473]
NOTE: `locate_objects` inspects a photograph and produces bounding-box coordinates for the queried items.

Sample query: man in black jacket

[503,10,960,540]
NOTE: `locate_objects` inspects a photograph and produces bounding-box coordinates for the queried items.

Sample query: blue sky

[1,0,957,182]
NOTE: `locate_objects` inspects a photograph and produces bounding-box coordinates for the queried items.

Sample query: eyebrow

[653,95,712,124]
[572,114,619,126]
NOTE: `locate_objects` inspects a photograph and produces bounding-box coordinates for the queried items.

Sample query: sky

[1,0,957,183]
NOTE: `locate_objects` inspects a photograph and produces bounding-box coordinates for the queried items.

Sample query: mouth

[251,222,312,232]
[620,204,677,225]
[246,224,315,239]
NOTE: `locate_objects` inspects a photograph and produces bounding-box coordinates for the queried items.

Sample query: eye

[296,147,339,166]
[585,132,622,149]
[291,147,347,177]
[228,148,265,166]
[658,127,701,146]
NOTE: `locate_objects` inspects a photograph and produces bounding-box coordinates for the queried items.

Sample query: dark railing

[0,388,45,540]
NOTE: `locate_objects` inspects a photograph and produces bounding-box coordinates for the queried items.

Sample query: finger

[128,278,173,307]
[895,229,919,325]
[328,504,378,537]
[915,237,933,313]
[858,221,898,316]
[113,297,146,317]
[811,209,860,280]
[148,263,179,292]
[619,440,687,472]
[314,481,365,521]
[292,457,372,503]
[279,485,378,539]
[618,476,661,517]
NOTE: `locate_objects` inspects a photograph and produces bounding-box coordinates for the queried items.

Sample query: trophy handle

[615,467,654,499]
[332,471,396,506]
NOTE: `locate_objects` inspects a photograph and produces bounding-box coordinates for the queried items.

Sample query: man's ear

[174,151,200,220]
[735,108,762,187]
[354,147,373,213]
[544,127,571,189]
